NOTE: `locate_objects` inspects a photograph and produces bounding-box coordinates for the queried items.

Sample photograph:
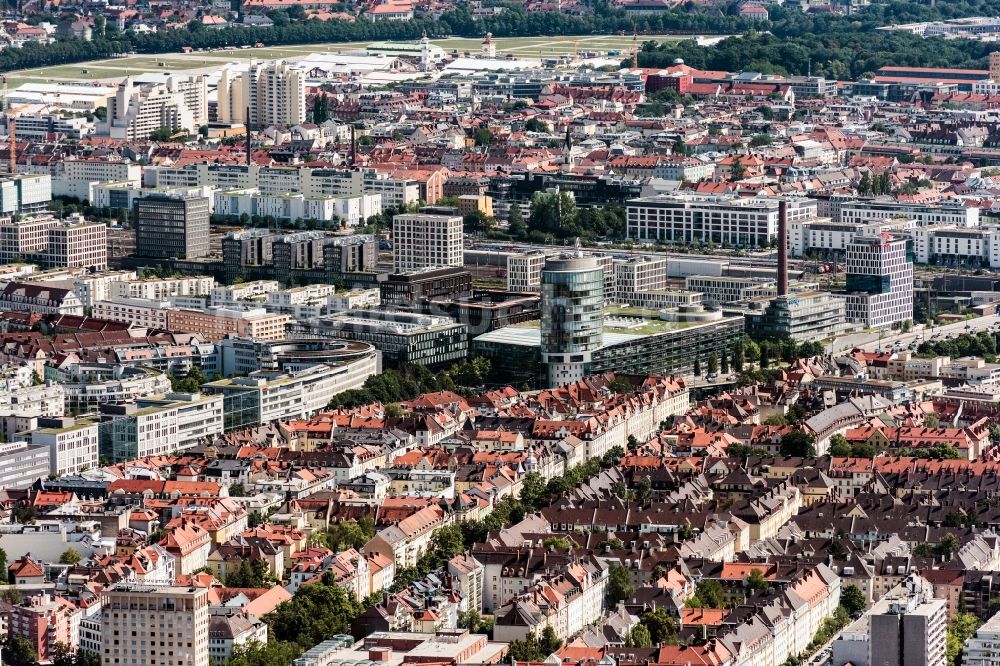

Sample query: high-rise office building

[869,576,947,666]
[101,585,209,666]
[134,195,210,260]
[392,213,463,272]
[216,62,306,130]
[0,174,51,215]
[844,233,914,329]
[540,253,605,387]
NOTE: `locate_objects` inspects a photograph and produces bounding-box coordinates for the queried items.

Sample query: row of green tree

[505,193,628,243]
[326,359,492,410]
[635,1,1000,81]
[0,2,762,75]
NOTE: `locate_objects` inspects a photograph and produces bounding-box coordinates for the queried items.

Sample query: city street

[828,313,1000,355]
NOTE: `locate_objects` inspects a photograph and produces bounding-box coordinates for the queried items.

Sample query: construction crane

[2,75,13,175]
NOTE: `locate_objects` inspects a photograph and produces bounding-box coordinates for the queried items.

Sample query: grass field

[4,33,696,87]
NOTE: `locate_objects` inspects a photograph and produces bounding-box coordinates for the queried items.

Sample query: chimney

[246,105,252,166]
[777,199,788,297]
[351,125,357,166]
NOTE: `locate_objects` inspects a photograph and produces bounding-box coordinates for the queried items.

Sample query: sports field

[3,33,701,87]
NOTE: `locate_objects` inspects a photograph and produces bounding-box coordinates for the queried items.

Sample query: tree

[507,205,527,238]
[59,549,82,565]
[780,431,816,458]
[947,612,980,666]
[730,158,746,182]
[14,505,37,524]
[841,584,866,616]
[474,127,493,146]
[626,624,652,648]
[829,434,851,458]
[539,626,562,655]
[525,117,549,133]
[732,342,745,371]
[0,545,6,574]
[430,524,465,560]
[746,568,768,593]
[721,351,729,374]
[936,532,960,562]
[687,579,725,609]
[224,560,270,588]
[608,376,633,395]
[639,607,678,645]
[707,352,719,375]
[149,126,178,142]
[266,573,362,649]
[227,639,302,666]
[606,564,635,607]
[693,358,701,377]
[228,482,247,497]
[925,413,940,428]
[2,636,38,666]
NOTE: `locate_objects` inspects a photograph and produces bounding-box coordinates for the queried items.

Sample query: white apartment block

[111,276,215,301]
[9,113,92,140]
[787,220,902,257]
[101,586,209,666]
[217,61,306,130]
[0,174,52,215]
[213,188,383,226]
[93,298,171,330]
[0,383,64,418]
[267,283,338,307]
[963,607,1000,666]
[908,226,987,264]
[839,199,979,227]
[70,271,137,307]
[53,159,142,200]
[210,280,280,306]
[103,76,205,141]
[654,156,716,181]
[613,256,667,301]
[627,195,817,247]
[507,251,549,292]
[202,355,379,428]
[844,234,914,329]
[685,275,776,305]
[392,213,463,272]
[30,418,99,475]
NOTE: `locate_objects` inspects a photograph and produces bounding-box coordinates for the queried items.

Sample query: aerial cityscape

[8,0,1000,664]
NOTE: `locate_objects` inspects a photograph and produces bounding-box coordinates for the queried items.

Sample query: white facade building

[843,233,914,329]
[392,213,463,272]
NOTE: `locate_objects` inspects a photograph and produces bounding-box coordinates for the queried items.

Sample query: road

[828,313,1000,355]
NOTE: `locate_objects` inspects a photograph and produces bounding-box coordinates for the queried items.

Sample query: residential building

[217,61,306,130]
[134,194,211,260]
[5,593,81,664]
[393,212,463,272]
[0,214,107,270]
[0,440,51,489]
[101,585,209,666]
[103,76,205,141]
[963,606,1000,665]
[0,281,84,315]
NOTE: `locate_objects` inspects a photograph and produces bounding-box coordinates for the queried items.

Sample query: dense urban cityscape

[7,0,1000,664]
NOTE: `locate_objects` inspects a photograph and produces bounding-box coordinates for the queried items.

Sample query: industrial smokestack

[777,199,788,297]
[246,105,251,167]
[351,125,357,166]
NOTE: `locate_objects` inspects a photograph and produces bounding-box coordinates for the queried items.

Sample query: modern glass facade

[541,255,605,386]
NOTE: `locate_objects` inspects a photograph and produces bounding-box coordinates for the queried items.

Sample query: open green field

[4,33,696,86]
